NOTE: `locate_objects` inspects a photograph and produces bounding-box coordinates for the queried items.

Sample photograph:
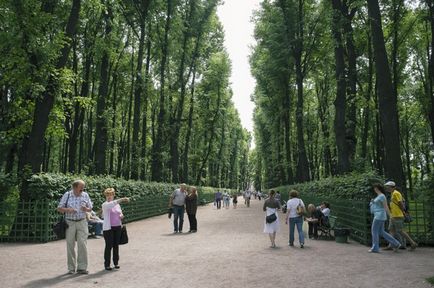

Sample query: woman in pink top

[102,188,129,271]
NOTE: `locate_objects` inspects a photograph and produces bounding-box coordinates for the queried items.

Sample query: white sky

[217,0,261,133]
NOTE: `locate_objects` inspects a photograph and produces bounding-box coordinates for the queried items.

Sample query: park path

[0,197,433,288]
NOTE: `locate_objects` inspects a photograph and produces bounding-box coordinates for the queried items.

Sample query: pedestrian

[383,181,417,250]
[306,204,322,240]
[258,191,262,201]
[232,194,238,209]
[223,192,230,209]
[285,190,305,248]
[186,186,198,233]
[245,190,251,207]
[169,183,187,233]
[101,188,129,270]
[263,190,281,248]
[275,191,281,203]
[215,190,222,209]
[369,184,401,253]
[57,179,93,274]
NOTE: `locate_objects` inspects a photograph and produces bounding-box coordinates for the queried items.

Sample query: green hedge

[273,172,383,201]
[25,173,233,207]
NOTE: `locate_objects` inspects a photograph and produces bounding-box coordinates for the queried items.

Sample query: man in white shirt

[169,183,187,233]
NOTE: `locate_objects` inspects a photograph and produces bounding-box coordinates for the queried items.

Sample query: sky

[216,0,261,134]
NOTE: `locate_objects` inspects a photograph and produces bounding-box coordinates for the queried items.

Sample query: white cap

[384,181,396,187]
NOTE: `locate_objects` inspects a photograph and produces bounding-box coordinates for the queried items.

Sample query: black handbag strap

[64,192,70,208]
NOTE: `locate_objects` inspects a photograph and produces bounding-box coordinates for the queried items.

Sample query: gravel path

[1,197,433,288]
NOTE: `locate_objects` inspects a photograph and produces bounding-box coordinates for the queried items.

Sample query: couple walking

[263,190,305,248]
[169,183,198,233]
[57,180,129,274]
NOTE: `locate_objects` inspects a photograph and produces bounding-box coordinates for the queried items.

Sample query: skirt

[264,207,280,233]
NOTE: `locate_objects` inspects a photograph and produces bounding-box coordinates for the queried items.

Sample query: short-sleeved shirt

[370,194,387,221]
[172,188,186,206]
[287,198,305,218]
[321,207,331,217]
[390,190,404,218]
[58,190,93,220]
[263,198,281,211]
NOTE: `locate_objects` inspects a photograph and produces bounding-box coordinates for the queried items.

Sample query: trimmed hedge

[273,172,384,201]
[25,173,233,207]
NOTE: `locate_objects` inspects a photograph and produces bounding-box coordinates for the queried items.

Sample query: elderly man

[57,179,93,274]
[169,183,187,233]
[384,181,417,251]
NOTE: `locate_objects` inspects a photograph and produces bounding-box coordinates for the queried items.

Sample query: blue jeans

[371,219,400,252]
[173,205,184,232]
[289,216,304,245]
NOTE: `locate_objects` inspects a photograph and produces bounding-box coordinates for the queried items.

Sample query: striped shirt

[58,190,93,220]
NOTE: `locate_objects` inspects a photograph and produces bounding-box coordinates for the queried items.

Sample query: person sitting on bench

[306,204,324,239]
[87,210,103,236]
[319,201,331,225]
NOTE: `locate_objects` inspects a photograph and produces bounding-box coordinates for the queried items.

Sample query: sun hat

[384,181,396,187]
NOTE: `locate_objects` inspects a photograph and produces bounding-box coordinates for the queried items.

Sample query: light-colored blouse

[102,199,123,231]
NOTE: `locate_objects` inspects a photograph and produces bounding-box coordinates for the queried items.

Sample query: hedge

[272,172,384,201]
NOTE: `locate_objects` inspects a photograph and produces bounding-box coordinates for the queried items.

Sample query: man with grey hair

[57,179,93,274]
[169,183,187,233]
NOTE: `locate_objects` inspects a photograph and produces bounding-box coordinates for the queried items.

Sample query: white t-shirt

[287,198,305,218]
[321,207,330,217]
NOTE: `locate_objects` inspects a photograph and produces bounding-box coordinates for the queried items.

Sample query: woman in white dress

[263,190,282,248]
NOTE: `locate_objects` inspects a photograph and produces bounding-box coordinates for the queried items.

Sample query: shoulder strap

[65,192,70,208]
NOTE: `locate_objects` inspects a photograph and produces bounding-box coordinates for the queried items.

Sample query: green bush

[273,172,383,201]
[0,174,20,236]
[26,173,231,207]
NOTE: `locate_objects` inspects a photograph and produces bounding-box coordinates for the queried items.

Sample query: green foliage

[26,173,230,208]
[273,172,383,201]
[427,276,434,286]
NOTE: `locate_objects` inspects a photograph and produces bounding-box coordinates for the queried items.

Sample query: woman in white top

[263,190,281,248]
[102,188,129,271]
[285,190,305,248]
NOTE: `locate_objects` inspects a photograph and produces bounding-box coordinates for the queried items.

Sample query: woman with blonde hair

[102,188,129,270]
[186,186,198,233]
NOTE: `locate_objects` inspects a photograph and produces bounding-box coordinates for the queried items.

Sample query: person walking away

[369,184,401,253]
[286,190,305,248]
[223,192,230,209]
[306,204,323,239]
[258,191,262,201]
[186,186,198,233]
[57,179,93,274]
[232,194,238,209]
[101,188,129,270]
[215,190,222,210]
[384,181,417,250]
[169,184,187,233]
[245,190,251,207]
[263,190,281,248]
[275,191,281,203]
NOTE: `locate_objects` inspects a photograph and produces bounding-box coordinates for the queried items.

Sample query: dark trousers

[103,226,121,268]
[173,205,184,232]
[216,199,222,209]
[308,222,318,238]
[187,213,197,231]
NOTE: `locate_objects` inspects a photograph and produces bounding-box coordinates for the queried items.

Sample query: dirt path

[1,197,433,288]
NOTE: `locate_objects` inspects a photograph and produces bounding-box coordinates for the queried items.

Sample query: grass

[427,276,434,286]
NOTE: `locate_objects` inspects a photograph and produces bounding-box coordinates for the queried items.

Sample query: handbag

[403,212,413,223]
[296,200,304,215]
[119,225,129,245]
[266,213,277,223]
[53,192,70,239]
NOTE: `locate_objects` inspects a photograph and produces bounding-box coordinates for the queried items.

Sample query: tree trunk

[152,0,174,182]
[331,0,350,175]
[367,0,406,188]
[182,68,197,183]
[94,3,112,175]
[18,0,81,198]
[19,1,81,171]
[427,0,434,145]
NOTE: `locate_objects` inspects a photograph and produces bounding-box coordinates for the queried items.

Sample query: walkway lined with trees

[1,199,433,288]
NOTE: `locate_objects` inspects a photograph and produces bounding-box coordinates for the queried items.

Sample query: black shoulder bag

[53,192,70,239]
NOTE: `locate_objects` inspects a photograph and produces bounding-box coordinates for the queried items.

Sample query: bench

[318,215,337,239]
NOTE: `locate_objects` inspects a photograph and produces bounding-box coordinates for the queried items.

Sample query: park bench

[318,215,337,239]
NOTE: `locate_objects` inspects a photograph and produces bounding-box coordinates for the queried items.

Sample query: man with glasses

[57,179,93,274]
